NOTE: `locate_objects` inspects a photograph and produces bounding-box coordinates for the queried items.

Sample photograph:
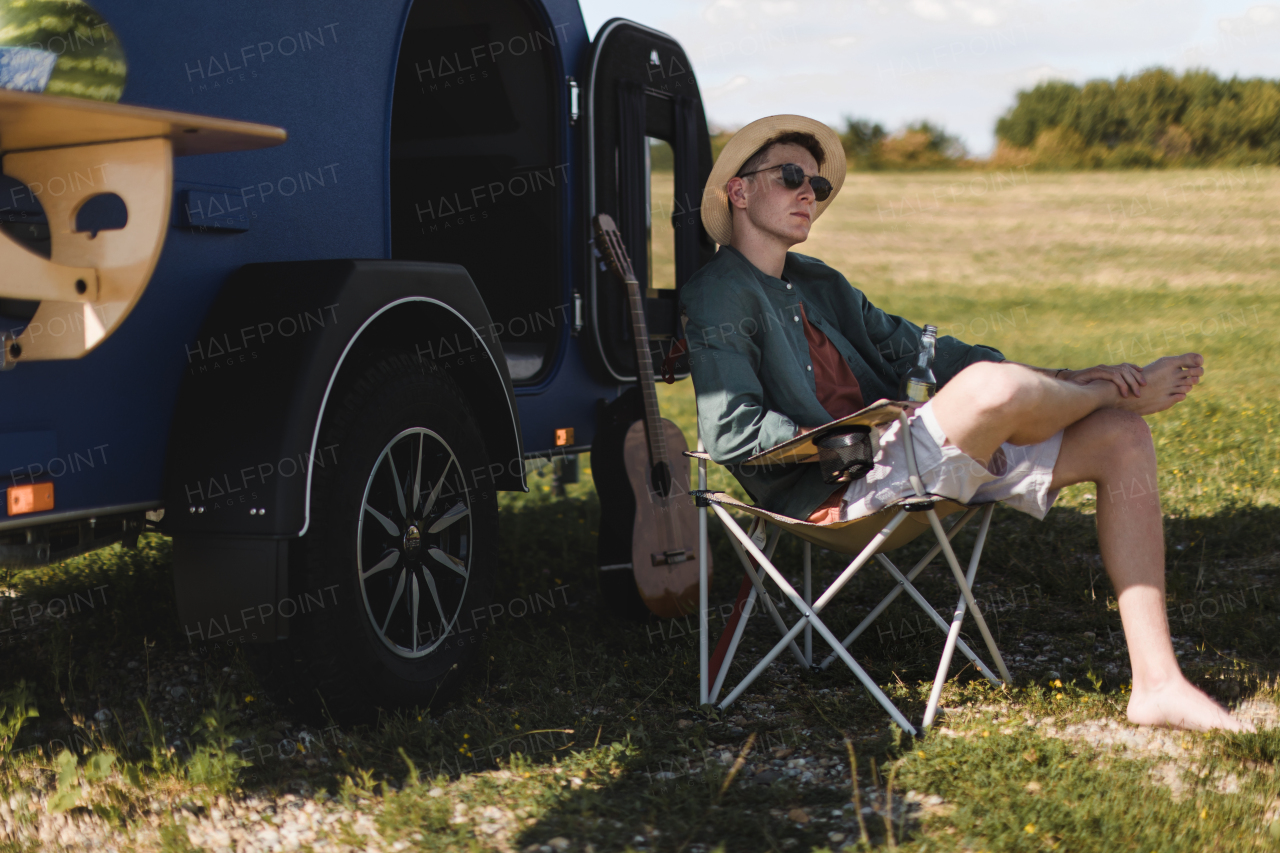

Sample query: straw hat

[701,114,846,247]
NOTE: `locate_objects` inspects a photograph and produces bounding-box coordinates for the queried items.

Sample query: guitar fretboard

[594,214,675,480]
[624,274,668,471]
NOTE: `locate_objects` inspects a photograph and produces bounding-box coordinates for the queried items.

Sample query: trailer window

[646,138,675,291]
[390,0,561,385]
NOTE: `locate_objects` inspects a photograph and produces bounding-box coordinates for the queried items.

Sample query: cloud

[577,0,1280,155]
[759,0,800,15]
[1243,4,1280,25]
[1178,4,1280,72]
[1005,64,1081,88]
[954,1,1004,27]
[911,0,950,21]
[705,74,751,99]
[909,0,1012,26]
[700,0,745,25]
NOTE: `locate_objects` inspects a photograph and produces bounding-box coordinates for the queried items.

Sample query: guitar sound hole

[650,461,671,498]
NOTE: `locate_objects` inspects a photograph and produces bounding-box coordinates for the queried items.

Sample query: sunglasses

[737,162,833,202]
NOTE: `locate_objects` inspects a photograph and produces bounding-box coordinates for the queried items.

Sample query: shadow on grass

[0,492,1277,850]
[473,497,1280,852]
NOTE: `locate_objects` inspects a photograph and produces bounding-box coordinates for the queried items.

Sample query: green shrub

[996,67,1280,167]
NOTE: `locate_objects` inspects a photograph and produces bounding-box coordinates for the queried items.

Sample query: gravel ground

[0,558,1270,852]
[0,657,1266,852]
[0,788,391,852]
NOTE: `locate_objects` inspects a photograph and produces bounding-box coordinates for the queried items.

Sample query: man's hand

[1061,363,1146,398]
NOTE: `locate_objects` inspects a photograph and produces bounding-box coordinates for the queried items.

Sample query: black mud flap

[589,387,650,619]
[172,537,289,650]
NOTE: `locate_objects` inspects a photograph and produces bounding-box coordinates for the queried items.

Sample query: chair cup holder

[816,425,873,485]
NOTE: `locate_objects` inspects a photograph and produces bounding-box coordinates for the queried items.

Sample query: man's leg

[927,354,1249,732]
[1046,408,1248,731]
[928,355,1203,465]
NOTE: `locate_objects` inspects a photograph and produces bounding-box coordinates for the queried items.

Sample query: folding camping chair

[687,404,1012,735]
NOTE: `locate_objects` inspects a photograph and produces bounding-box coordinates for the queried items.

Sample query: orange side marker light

[6,482,53,516]
[554,427,574,447]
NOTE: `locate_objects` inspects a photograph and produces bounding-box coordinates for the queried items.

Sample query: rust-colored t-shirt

[799,301,865,523]
[800,303,864,420]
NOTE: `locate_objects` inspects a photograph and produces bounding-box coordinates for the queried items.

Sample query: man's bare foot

[1127,675,1255,732]
[1109,353,1204,417]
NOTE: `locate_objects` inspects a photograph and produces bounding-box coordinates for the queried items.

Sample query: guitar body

[589,212,710,619]
[622,418,707,618]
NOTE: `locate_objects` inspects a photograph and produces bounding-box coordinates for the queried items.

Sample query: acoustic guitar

[590,213,708,618]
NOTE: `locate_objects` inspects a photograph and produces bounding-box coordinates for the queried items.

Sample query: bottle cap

[923,324,937,336]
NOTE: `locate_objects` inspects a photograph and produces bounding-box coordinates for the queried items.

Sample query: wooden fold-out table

[0,88,285,365]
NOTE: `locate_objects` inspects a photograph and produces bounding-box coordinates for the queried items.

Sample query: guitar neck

[624,276,667,467]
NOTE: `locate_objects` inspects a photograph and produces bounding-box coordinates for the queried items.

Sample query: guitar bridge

[651,549,691,566]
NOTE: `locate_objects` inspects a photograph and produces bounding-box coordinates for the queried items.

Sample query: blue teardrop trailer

[0,0,713,720]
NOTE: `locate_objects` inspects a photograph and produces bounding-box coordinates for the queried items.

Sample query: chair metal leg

[693,406,1014,733]
[708,518,775,700]
[722,519,807,667]
[872,553,1000,685]
[712,503,918,734]
[710,585,757,704]
[926,506,1011,684]
[803,540,812,667]
[895,408,1011,726]
[716,606,805,706]
[763,524,782,561]
[697,440,709,707]
[819,506,981,670]
[730,505,913,680]
[811,510,913,611]
[923,503,998,728]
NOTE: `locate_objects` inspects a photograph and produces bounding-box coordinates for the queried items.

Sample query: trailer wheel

[258,351,498,723]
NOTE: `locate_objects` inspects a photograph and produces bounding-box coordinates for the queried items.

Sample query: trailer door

[584,18,713,383]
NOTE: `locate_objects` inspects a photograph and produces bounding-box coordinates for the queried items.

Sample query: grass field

[0,169,1277,852]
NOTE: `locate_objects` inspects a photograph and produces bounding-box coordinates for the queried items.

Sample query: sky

[577,0,1280,156]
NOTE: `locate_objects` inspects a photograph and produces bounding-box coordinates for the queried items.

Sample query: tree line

[692,68,1280,171]
[706,120,965,171]
[992,68,1280,169]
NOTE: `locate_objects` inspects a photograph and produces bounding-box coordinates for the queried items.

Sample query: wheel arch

[162,259,526,541]
[311,297,526,535]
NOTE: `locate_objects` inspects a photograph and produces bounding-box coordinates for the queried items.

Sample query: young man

[680,114,1249,732]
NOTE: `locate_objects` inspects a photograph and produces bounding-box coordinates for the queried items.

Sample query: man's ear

[726,176,750,210]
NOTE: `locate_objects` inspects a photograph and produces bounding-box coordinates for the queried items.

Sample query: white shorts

[834,400,1064,522]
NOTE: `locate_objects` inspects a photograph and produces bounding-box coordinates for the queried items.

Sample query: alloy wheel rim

[357,428,472,659]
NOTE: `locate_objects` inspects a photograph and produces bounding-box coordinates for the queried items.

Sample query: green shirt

[680,245,1006,520]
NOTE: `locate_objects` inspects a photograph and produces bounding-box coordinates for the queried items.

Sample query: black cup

[815,425,873,485]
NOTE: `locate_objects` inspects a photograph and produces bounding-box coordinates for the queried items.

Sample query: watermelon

[0,0,125,102]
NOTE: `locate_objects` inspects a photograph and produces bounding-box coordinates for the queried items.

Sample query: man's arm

[684,298,801,464]
[1006,361,1148,397]
[840,273,1148,398]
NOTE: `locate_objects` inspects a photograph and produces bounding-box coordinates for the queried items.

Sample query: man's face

[727,142,821,247]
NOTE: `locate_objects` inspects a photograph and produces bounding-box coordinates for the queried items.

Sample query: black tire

[255,351,498,724]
